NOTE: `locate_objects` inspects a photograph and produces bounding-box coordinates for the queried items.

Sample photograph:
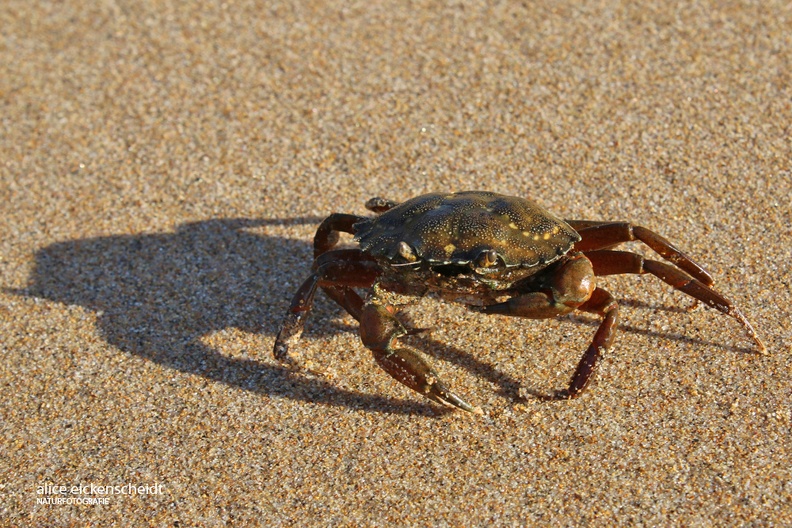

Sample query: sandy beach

[2,1,790,525]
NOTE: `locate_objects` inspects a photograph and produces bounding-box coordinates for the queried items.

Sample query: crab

[274,191,765,413]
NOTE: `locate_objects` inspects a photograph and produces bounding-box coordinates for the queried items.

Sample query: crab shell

[354,191,581,274]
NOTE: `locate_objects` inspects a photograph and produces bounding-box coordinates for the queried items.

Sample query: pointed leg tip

[454,397,484,415]
[440,396,483,415]
[551,389,579,401]
[533,386,587,401]
[273,338,304,368]
[728,307,767,355]
[273,342,287,361]
[426,383,482,414]
[747,329,767,355]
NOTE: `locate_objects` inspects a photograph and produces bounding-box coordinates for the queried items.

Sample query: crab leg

[313,213,370,320]
[480,282,618,400]
[312,213,370,320]
[360,302,482,414]
[585,250,766,352]
[273,249,379,364]
[568,220,714,286]
[478,255,617,399]
[563,288,620,398]
[314,213,366,257]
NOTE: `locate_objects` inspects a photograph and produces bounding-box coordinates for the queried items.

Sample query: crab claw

[373,347,483,414]
[360,302,482,413]
[428,381,484,414]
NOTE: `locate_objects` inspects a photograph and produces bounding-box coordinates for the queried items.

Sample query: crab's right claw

[361,302,482,414]
[373,346,483,414]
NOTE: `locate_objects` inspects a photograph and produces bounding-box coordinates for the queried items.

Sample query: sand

[2,1,790,525]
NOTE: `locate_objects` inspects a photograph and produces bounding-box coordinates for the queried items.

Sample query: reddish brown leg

[567,220,714,286]
[313,213,365,258]
[561,288,619,399]
[585,250,765,352]
[478,255,617,399]
[359,301,482,414]
[312,213,369,321]
[481,284,618,400]
[273,250,379,364]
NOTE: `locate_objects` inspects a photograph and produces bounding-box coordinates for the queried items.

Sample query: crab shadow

[12,217,446,416]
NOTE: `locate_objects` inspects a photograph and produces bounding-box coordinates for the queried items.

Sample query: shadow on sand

[11,218,467,416]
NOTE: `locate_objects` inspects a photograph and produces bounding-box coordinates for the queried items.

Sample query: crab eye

[475,249,499,268]
[397,241,418,262]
